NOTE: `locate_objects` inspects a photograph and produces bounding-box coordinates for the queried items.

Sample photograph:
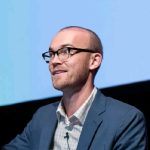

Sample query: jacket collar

[38,90,106,150]
[77,90,106,150]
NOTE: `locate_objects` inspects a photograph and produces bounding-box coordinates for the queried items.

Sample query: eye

[49,51,54,58]
[68,48,78,55]
[59,47,69,55]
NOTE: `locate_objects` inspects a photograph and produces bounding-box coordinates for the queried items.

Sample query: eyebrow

[49,44,75,51]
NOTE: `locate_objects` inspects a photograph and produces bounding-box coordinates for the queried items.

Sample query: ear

[89,53,102,70]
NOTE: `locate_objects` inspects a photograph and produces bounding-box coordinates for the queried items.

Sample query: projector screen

[0,0,150,106]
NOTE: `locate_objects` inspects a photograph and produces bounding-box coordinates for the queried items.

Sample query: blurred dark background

[0,80,149,147]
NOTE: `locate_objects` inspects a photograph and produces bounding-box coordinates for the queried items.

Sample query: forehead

[50,28,91,49]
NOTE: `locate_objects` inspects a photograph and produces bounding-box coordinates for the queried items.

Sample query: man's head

[46,26,103,91]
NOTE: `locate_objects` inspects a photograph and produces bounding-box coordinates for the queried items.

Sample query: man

[3,26,147,149]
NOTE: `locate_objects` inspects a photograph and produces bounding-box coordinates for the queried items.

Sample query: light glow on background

[0,0,150,106]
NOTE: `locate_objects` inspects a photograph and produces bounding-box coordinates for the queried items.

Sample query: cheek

[69,60,90,81]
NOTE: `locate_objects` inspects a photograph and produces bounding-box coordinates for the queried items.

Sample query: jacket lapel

[77,91,106,150]
[38,103,58,150]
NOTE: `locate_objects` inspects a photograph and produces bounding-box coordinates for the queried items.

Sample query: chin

[53,83,66,91]
[52,78,70,91]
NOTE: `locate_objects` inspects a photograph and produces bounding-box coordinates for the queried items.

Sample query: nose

[49,55,62,73]
[49,54,62,65]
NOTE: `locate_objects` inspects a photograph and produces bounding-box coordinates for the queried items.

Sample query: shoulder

[31,101,59,121]
[96,90,145,121]
[94,90,146,135]
[92,90,147,149]
[36,101,59,113]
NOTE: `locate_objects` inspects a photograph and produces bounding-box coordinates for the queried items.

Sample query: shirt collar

[56,87,97,125]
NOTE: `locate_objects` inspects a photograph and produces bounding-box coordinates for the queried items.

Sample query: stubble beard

[52,72,89,94]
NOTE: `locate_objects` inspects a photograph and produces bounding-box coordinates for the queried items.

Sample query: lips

[52,70,67,75]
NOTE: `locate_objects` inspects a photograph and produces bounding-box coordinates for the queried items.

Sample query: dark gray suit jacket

[2,91,147,150]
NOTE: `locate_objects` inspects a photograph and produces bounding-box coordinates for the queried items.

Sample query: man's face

[49,29,93,92]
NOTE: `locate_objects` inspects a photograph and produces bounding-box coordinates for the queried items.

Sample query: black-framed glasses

[42,47,99,63]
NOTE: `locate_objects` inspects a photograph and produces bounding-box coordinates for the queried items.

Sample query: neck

[62,83,94,117]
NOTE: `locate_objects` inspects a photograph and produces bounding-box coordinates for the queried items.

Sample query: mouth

[52,70,67,76]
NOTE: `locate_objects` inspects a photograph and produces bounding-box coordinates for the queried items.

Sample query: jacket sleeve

[113,108,148,150]
[2,103,58,150]
[1,107,42,150]
[1,119,33,150]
